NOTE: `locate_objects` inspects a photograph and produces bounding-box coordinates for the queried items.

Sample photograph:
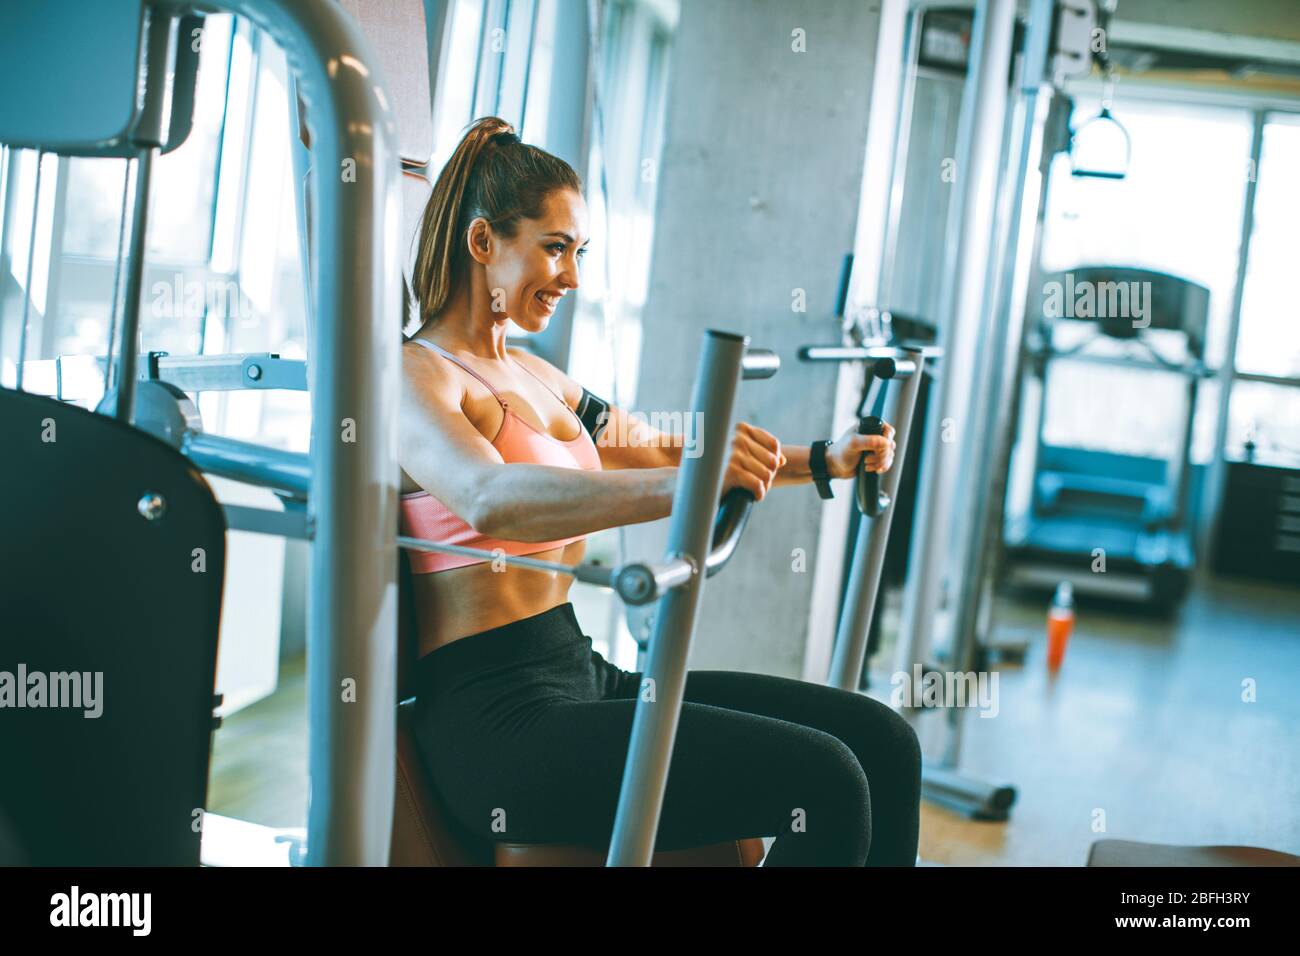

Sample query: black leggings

[412,602,921,866]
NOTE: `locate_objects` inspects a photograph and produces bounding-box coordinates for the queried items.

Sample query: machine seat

[391,699,765,867]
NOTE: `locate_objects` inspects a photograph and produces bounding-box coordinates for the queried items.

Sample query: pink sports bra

[400,337,603,573]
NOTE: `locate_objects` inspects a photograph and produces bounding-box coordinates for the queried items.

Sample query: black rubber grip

[855,416,886,517]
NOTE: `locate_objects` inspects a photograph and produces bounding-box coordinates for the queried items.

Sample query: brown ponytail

[409,116,583,329]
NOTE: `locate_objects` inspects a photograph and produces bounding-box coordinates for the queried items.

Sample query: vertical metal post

[104,161,132,393]
[13,150,43,393]
[827,350,925,690]
[1200,111,1265,567]
[112,149,154,422]
[893,0,1018,694]
[227,0,401,866]
[112,8,174,422]
[606,329,747,867]
[941,0,1055,774]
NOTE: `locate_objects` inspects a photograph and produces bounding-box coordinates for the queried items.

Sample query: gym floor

[207,574,1300,865]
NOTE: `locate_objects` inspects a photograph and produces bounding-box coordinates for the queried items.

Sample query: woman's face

[471,188,589,333]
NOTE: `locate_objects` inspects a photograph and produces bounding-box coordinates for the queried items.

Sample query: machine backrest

[0,387,226,865]
[391,549,495,866]
[0,0,145,152]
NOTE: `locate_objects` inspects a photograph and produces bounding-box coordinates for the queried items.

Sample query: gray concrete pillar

[625,0,887,677]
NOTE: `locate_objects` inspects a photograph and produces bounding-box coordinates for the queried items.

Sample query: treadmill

[1003,266,1212,612]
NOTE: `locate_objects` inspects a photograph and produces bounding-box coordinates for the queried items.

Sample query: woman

[399,116,921,866]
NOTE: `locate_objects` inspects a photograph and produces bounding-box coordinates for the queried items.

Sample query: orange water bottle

[1046,581,1075,673]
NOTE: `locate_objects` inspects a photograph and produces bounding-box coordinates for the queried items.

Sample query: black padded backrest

[0,387,226,865]
[396,546,420,702]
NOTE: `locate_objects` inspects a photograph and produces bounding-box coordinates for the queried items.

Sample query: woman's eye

[548,243,565,254]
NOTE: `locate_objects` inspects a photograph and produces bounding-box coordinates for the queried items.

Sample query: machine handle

[705,487,757,577]
[855,416,890,518]
[740,348,780,380]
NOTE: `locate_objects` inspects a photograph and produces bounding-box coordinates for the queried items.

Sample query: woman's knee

[796,729,873,819]
[843,696,923,780]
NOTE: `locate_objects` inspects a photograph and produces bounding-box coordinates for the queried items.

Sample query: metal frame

[893,0,1018,693]
[933,0,1054,797]
[189,0,404,867]
[889,0,1021,819]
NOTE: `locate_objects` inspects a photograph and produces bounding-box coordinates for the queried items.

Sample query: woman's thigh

[430,693,869,855]
[600,661,919,773]
[680,669,922,865]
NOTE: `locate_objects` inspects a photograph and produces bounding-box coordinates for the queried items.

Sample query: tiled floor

[890,575,1300,865]
[205,574,1300,864]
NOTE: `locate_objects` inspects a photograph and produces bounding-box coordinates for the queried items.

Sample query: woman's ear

[465,217,493,266]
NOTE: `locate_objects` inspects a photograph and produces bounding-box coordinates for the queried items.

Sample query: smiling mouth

[535,291,562,311]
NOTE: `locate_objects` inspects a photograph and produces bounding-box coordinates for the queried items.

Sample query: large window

[1036,96,1256,465]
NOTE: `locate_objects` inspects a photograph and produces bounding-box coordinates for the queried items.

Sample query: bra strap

[409,338,509,408]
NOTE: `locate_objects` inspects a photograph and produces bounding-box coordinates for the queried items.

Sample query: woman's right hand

[719,422,784,502]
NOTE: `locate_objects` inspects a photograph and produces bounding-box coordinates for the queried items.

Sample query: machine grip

[855,416,889,518]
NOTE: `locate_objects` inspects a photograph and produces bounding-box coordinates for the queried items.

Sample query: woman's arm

[614,430,895,488]
[502,349,892,498]
[771,426,896,487]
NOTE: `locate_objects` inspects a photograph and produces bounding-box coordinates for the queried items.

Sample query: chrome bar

[157,352,308,391]
[113,9,171,422]
[22,351,309,398]
[184,431,311,500]
[607,330,748,866]
[223,503,312,540]
[827,348,926,690]
[894,0,1017,711]
[799,344,943,365]
[740,347,780,379]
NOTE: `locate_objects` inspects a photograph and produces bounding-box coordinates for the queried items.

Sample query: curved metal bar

[219,0,401,867]
[703,487,755,577]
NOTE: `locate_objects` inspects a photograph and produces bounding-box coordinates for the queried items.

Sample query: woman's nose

[558,256,581,290]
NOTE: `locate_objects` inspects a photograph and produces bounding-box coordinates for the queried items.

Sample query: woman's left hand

[826,421,896,479]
